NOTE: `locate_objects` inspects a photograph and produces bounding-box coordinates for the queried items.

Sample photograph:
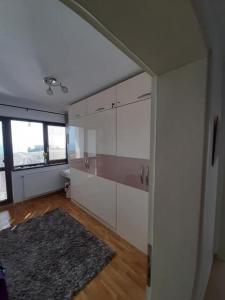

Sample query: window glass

[11,120,44,167]
[47,125,66,161]
[0,171,7,201]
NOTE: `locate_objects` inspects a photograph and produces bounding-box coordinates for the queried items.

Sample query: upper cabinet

[69,99,87,121]
[69,72,152,121]
[117,99,151,159]
[87,86,116,115]
[116,72,151,107]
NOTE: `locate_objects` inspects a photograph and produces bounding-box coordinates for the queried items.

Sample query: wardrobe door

[68,117,85,161]
[87,174,117,228]
[69,113,87,207]
[70,168,89,207]
[117,99,151,159]
[117,183,149,253]
[116,72,151,107]
[86,109,116,157]
[87,86,116,115]
[69,99,87,119]
[84,108,117,228]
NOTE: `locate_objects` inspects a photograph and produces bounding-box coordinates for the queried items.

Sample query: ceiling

[0,0,140,112]
[63,0,206,74]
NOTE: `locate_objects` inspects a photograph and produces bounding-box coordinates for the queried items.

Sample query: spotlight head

[46,85,53,96]
[60,84,69,94]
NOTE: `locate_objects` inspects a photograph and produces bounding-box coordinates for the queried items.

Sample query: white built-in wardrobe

[68,72,151,253]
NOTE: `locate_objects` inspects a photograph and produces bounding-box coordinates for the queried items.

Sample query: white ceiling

[0,0,141,112]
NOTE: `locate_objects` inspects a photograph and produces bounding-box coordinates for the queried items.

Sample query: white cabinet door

[70,169,117,228]
[86,175,117,228]
[68,117,85,160]
[117,99,150,159]
[116,72,151,106]
[86,109,116,156]
[70,168,89,207]
[69,99,87,120]
[87,86,116,115]
[117,183,149,253]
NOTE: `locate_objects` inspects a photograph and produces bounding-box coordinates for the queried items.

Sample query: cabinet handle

[137,92,151,99]
[140,166,144,184]
[84,158,90,169]
[84,158,88,168]
[146,166,149,186]
[95,107,105,112]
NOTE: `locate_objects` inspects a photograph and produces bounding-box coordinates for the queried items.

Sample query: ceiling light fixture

[44,76,69,96]
[46,85,53,96]
[60,83,69,94]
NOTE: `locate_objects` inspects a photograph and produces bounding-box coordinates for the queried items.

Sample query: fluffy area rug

[0,208,115,300]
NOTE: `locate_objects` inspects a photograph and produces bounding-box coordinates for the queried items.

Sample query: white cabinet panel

[86,175,117,228]
[116,72,151,106]
[117,183,149,253]
[69,99,87,120]
[70,169,116,228]
[68,117,85,160]
[69,109,116,159]
[117,99,150,159]
[86,109,116,156]
[70,168,89,206]
[87,86,116,115]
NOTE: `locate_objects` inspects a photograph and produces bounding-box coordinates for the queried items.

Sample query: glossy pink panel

[70,154,149,191]
[69,157,86,172]
[96,155,149,191]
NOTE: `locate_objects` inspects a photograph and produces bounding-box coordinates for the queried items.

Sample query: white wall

[12,164,68,202]
[0,100,65,123]
[192,48,223,300]
[214,56,225,259]
[151,59,207,300]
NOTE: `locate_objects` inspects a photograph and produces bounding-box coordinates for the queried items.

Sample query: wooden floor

[0,192,147,300]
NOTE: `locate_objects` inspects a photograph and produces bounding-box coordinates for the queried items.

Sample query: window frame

[45,123,68,165]
[9,117,67,170]
[0,117,13,205]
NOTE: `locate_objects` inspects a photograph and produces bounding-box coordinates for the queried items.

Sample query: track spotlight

[44,76,69,96]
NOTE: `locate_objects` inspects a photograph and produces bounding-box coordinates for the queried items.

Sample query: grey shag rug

[0,208,115,300]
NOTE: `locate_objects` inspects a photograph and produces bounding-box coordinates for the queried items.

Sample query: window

[11,120,44,167]
[11,120,67,169]
[0,171,7,201]
[47,125,66,162]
